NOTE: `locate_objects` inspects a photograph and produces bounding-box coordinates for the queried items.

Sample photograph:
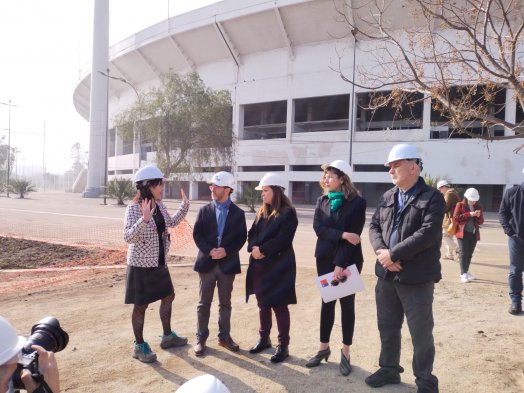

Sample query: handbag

[447,219,458,235]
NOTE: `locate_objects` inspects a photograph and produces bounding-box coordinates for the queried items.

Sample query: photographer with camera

[0,316,61,393]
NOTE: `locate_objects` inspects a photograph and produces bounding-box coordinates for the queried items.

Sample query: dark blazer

[369,177,445,285]
[193,201,247,274]
[313,195,366,275]
[245,206,298,307]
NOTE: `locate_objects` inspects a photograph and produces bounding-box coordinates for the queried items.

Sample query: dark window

[239,165,285,172]
[294,95,349,133]
[430,85,506,139]
[291,181,323,204]
[193,167,232,173]
[356,91,424,131]
[516,100,523,127]
[242,101,287,140]
[291,165,322,171]
[353,164,388,172]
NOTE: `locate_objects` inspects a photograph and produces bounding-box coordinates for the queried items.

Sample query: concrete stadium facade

[73,0,523,211]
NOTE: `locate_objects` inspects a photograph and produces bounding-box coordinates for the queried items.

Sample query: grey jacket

[369,177,445,284]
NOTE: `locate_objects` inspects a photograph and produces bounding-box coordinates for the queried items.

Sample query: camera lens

[22,317,69,355]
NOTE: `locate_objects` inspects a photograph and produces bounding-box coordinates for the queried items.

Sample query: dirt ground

[1,238,523,393]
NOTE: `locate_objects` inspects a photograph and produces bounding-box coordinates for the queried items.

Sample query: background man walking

[367,144,445,393]
[498,168,524,315]
[192,171,247,356]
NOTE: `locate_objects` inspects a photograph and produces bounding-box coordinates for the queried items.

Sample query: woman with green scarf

[306,160,366,377]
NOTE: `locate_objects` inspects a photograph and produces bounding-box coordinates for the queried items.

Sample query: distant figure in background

[498,169,524,315]
[436,180,460,260]
[246,172,298,364]
[192,171,247,357]
[453,188,484,283]
[306,160,366,376]
[124,165,190,363]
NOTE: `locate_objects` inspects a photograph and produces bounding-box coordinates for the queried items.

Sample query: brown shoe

[218,336,240,352]
[194,339,207,357]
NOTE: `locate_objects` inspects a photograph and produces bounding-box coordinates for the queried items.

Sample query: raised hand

[180,187,189,203]
[139,198,154,222]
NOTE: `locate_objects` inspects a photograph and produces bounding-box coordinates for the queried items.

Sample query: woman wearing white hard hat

[305,160,366,376]
[124,164,190,363]
[246,172,298,363]
[0,316,60,393]
[453,188,484,283]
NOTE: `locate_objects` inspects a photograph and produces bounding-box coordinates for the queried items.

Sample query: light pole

[98,71,141,175]
[0,100,17,198]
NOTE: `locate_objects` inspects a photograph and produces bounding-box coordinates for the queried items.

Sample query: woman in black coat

[245,172,298,363]
[306,160,366,376]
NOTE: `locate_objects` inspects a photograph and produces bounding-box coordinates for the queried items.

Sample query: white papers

[315,264,365,303]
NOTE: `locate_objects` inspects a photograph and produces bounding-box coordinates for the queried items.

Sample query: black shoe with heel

[339,349,352,376]
[249,337,272,354]
[270,345,289,363]
[305,347,331,368]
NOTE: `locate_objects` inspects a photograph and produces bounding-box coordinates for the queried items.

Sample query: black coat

[193,201,247,275]
[369,177,445,285]
[313,195,366,275]
[245,206,298,307]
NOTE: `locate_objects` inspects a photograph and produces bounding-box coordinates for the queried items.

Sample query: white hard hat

[0,316,25,365]
[321,160,352,177]
[385,144,421,165]
[436,180,450,189]
[134,165,164,183]
[464,188,480,202]
[255,172,286,190]
[208,171,235,189]
[175,374,231,393]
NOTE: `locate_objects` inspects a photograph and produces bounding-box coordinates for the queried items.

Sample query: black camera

[11,317,68,392]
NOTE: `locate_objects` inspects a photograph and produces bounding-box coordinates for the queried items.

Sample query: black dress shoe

[270,345,289,363]
[249,337,272,354]
[339,349,352,376]
[218,336,240,352]
[305,347,331,368]
[509,303,522,315]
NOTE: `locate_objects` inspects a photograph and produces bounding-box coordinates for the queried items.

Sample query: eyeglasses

[330,275,348,286]
[209,185,225,190]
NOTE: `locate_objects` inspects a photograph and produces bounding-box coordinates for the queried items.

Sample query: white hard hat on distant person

[385,144,421,165]
[208,171,235,189]
[255,172,286,190]
[0,316,25,365]
[464,188,480,202]
[175,374,231,393]
[134,165,164,183]
[436,180,450,189]
[321,160,352,177]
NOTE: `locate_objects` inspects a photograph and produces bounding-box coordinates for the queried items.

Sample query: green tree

[337,0,524,143]
[236,181,258,213]
[70,142,87,179]
[0,137,14,193]
[106,178,135,205]
[115,71,234,178]
[9,179,36,199]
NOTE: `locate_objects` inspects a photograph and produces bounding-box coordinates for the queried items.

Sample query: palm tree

[9,179,36,198]
[106,178,135,205]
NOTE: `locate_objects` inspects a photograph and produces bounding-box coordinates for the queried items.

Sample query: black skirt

[125,265,174,305]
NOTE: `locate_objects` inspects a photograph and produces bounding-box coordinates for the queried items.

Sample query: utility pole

[0,100,18,198]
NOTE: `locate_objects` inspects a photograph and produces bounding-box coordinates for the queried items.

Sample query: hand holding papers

[315,264,365,303]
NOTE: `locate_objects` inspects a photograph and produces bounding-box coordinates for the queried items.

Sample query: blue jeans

[508,236,524,305]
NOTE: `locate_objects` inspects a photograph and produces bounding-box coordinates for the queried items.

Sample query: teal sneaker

[160,331,188,349]
[132,341,157,363]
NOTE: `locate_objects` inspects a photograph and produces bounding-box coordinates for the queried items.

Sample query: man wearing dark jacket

[192,171,247,356]
[366,144,445,393]
[498,169,524,315]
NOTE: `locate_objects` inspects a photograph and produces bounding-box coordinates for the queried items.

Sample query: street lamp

[98,70,141,175]
[0,100,17,198]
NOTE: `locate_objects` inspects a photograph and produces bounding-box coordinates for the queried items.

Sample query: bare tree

[334,0,524,149]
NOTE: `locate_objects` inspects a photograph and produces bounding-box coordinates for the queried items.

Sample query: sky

[0,0,217,175]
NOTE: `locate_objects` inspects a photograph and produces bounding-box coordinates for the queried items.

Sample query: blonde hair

[320,168,360,201]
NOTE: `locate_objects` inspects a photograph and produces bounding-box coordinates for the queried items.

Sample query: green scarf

[327,191,345,212]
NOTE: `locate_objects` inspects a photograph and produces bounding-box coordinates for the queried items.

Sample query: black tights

[132,293,175,343]
[320,294,356,346]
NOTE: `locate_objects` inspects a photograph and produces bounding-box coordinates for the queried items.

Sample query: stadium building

[73,0,523,210]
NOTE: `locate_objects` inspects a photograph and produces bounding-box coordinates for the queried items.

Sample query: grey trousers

[196,263,235,340]
[375,279,439,393]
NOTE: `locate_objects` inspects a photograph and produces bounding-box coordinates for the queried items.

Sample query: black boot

[249,336,272,354]
[270,345,289,363]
